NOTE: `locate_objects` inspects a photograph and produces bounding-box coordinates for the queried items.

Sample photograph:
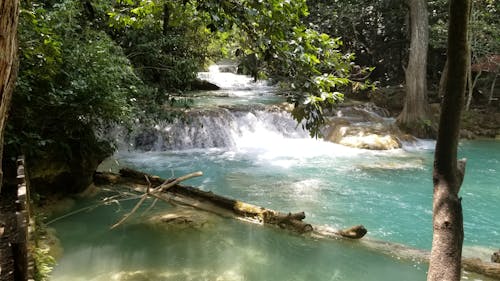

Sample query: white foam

[402,139,436,152]
[197,64,272,92]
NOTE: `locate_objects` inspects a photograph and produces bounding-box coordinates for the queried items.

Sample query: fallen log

[462,258,500,279]
[95,169,362,237]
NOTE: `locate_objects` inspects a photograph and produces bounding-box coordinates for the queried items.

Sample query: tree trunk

[397,0,431,138]
[0,0,20,193]
[465,51,473,111]
[163,3,170,35]
[427,0,471,280]
[466,70,481,110]
[488,74,497,105]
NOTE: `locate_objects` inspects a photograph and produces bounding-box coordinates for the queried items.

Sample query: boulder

[335,102,391,120]
[325,124,402,150]
[321,104,404,150]
[190,79,220,91]
[27,128,113,194]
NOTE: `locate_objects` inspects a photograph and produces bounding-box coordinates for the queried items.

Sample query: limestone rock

[320,102,408,150]
[190,79,220,91]
[340,134,401,150]
[323,120,402,150]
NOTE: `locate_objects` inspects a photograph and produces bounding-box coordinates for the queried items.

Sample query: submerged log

[463,258,500,279]
[95,169,363,237]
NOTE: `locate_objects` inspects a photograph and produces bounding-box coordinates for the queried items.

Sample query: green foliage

[9,0,142,158]
[33,245,56,281]
[32,211,56,281]
[107,0,214,91]
[306,0,407,84]
[430,0,499,59]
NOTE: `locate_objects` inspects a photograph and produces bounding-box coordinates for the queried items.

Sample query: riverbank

[366,86,500,139]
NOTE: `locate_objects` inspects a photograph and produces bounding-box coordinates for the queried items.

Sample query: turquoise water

[115,140,500,251]
[50,69,500,280]
[51,201,429,281]
[50,139,500,281]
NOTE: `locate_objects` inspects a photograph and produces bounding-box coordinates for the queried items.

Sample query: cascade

[197,64,273,93]
[124,64,308,151]
[124,65,420,152]
[130,105,309,151]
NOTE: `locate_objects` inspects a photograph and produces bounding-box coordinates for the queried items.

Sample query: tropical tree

[305,0,437,136]
[430,0,499,110]
[396,0,434,138]
[428,0,471,279]
[0,1,20,280]
[107,0,213,91]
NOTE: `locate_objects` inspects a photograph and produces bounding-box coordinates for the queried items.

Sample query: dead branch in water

[110,171,203,229]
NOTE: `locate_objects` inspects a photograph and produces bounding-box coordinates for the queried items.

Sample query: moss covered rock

[26,129,113,194]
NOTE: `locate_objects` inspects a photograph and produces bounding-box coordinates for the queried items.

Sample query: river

[50,65,500,281]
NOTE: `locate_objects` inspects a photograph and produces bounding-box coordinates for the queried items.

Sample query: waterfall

[129,105,308,151]
[197,64,274,94]
[119,64,420,153]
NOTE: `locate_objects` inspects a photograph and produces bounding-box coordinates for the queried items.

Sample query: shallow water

[51,202,431,281]
[114,139,500,251]
[50,68,500,280]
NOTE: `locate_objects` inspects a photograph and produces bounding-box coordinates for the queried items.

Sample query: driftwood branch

[110,195,149,229]
[110,171,203,229]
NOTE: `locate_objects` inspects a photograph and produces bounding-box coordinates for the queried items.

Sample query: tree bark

[428,0,471,280]
[465,50,473,111]
[0,0,20,193]
[397,0,431,138]
[488,74,497,105]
